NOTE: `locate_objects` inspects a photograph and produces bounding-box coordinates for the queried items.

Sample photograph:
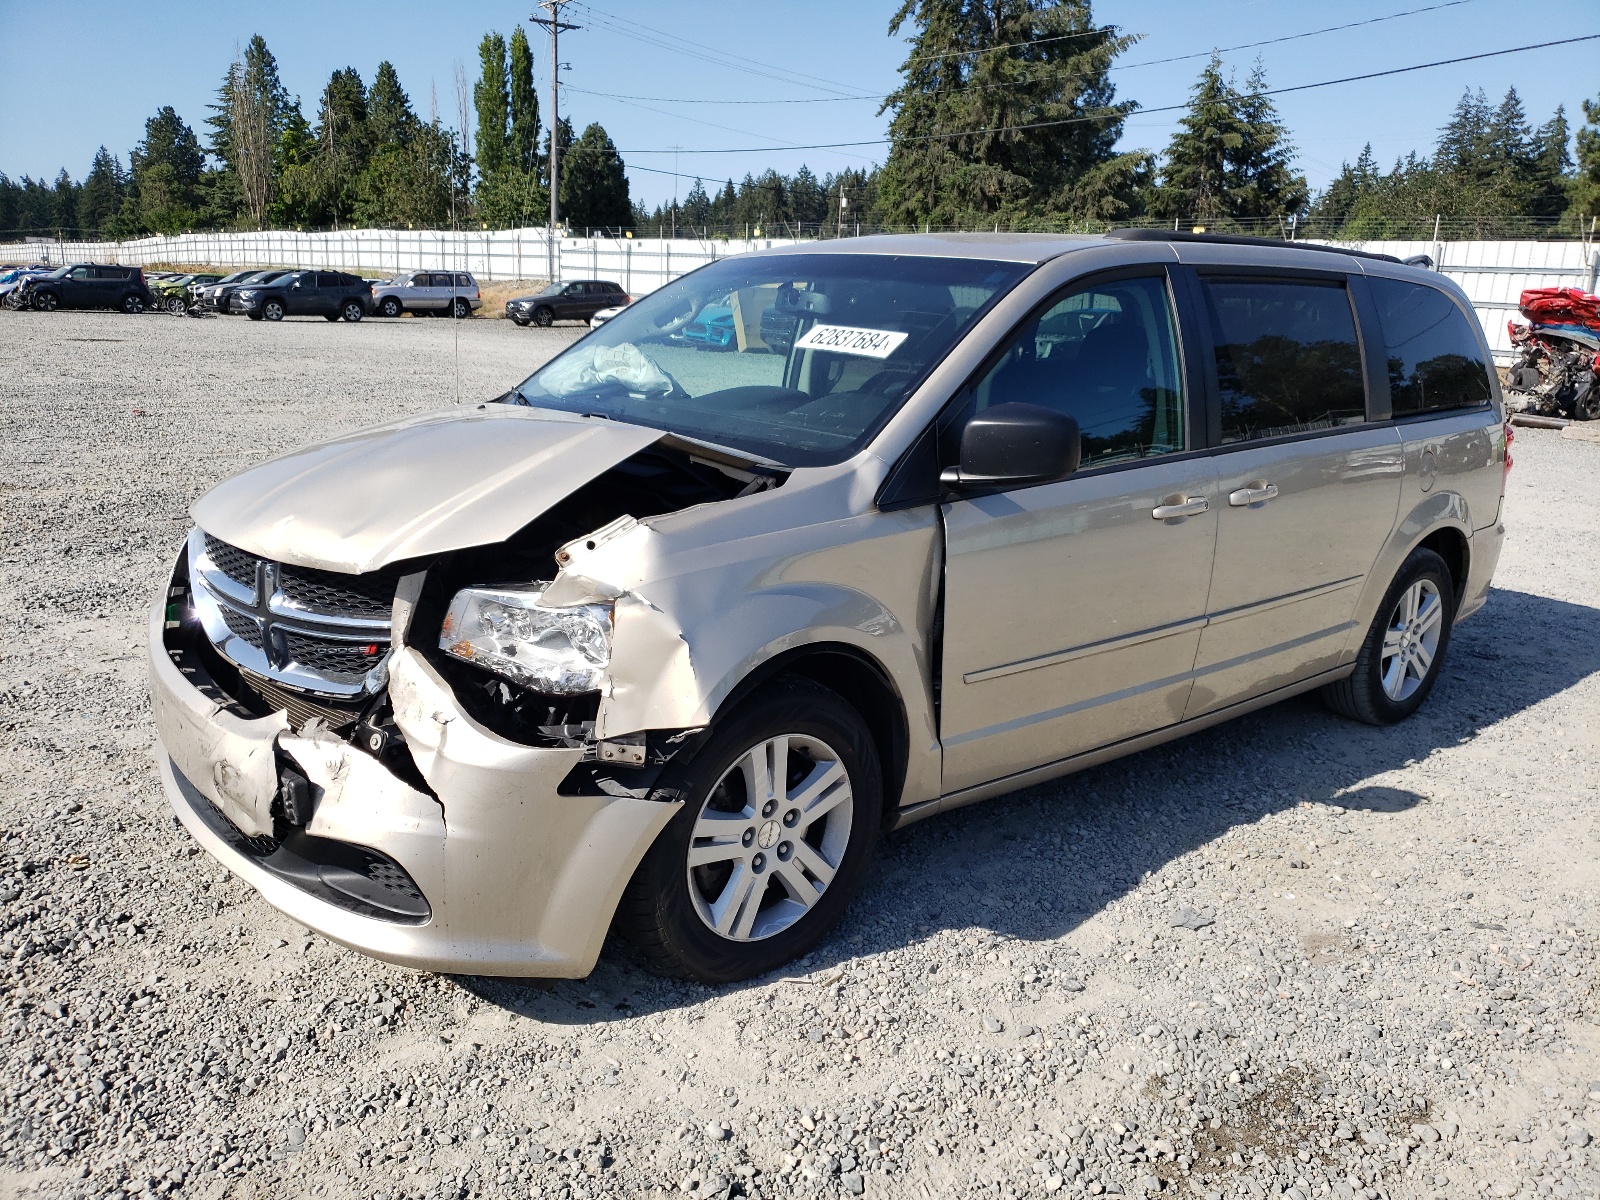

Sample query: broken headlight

[439,585,612,695]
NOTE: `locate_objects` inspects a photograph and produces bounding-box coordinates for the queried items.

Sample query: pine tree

[131,106,206,232]
[79,147,126,234]
[878,0,1140,226]
[1149,57,1246,224]
[1573,92,1600,226]
[1151,57,1304,226]
[1528,106,1572,220]
[560,122,630,230]
[508,27,541,176]
[1434,89,1493,177]
[474,32,510,179]
[368,62,416,152]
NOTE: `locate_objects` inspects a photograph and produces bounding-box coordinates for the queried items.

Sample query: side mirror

[940,402,1081,489]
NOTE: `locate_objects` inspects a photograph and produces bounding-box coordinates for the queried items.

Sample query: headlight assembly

[440,584,613,695]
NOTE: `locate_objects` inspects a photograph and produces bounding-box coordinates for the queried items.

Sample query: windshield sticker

[793,324,909,359]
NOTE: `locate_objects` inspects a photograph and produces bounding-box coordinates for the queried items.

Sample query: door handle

[1228,482,1279,507]
[1151,496,1210,520]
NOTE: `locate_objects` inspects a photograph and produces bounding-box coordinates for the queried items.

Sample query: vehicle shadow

[458,586,1600,1024]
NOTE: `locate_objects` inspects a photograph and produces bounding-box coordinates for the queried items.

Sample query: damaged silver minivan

[149,231,1507,982]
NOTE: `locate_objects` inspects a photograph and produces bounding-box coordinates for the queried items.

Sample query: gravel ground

[2,307,1599,1200]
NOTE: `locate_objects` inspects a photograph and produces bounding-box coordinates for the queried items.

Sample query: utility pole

[530,0,578,281]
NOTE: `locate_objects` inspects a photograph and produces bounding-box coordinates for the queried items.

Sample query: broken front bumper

[147,575,679,977]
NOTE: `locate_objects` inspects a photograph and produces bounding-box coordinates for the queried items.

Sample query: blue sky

[1,0,1595,210]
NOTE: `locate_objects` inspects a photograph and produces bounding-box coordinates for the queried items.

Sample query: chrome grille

[187,528,396,699]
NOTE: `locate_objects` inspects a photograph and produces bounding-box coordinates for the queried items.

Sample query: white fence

[0,227,802,298]
[3,228,1597,359]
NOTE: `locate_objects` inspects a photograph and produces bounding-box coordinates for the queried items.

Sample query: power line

[611,32,1600,155]
[565,0,1482,106]
[572,2,861,97]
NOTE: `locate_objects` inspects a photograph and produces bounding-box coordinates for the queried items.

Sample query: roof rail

[1106,227,1401,264]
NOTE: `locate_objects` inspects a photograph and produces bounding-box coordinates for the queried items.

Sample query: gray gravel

[3,306,1599,1200]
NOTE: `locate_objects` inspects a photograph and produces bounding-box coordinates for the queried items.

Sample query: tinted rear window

[1368,278,1491,416]
[1201,278,1367,443]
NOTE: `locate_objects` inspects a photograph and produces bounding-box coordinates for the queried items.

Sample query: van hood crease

[190,406,662,573]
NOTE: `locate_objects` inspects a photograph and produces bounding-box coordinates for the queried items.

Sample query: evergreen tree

[131,106,206,232]
[878,0,1141,226]
[1151,57,1305,225]
[0,175,16,239]
[681,178,712,229]
[1573,92,1600,226]
[315,68,371,227]
[508,27,541,176]
[1434,89,1494,177]
[79,147,126,234]
[52,169,80,236]
[560,122,630,229]
[368,62,417,152]
[1528,106,1573,220]
[206,34,293,226]
[474,32,510,179]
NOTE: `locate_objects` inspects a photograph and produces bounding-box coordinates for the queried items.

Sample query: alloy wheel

[343,302,363,322]
[380,297,401,318]
[686,734,853,942]
[264,301,284,322]
[1380,578,1443,702]
[534,307,553,327]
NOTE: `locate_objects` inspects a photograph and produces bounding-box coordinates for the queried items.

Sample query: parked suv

[205,270,288,314]
[25,263,154,313]
[506,279,628,326]
[232,270,373,322]
[149,231,1506,984]
[373,270,481,318]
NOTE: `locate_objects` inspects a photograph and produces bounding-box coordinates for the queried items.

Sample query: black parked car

[24,263,155,314]
[231,270,374,322]
[206,270,290,314]
[505,279,629,326]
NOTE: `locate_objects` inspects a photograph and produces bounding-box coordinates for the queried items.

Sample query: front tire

[165,295,187,315]
[120,293,144,314]
[618,676,881,983]
[379,296,402,318]
[263,300,284,322]
[33,291,58,312]
[1322,547,1455,725]
[533,306,554,327]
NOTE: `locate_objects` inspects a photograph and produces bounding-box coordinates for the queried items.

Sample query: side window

[316,272,339,288]
[1201,278,1367,443]
[455,273,472,287]
[431,273,456,288]
[68,267,93,280]
[1368,278,1491,416]
[967,274,1186,466]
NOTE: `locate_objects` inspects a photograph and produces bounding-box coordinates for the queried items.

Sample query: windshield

[540,281,565,296]
[46,266,71,279]
[506,253,1026,466]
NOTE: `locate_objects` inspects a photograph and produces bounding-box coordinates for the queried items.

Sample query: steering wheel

[650,293,701,337]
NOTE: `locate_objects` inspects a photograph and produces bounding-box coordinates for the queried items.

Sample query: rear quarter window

[1369,278,1491,416]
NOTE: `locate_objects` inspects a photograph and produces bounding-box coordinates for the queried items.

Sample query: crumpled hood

[191,405,661,573]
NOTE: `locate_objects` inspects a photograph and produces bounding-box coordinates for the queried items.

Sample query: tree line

[3,3,1598,243]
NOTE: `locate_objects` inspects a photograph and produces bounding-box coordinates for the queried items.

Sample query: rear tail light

[622,295,631,305]
[1502,422,1514,488]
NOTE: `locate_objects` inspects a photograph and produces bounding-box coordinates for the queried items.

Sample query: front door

[940,270,1220,795]
[1185,273,1404,717]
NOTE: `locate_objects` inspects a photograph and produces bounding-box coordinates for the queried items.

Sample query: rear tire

[618,676,881,984]
[1322,547,1455,725]
[342,301,364,323]
[120,292,144,314]
[379,297,402,318]
[452,297,471,319]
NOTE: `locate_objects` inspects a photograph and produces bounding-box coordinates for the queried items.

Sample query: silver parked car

[147,232,1507,983]
[372,270,481,318]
